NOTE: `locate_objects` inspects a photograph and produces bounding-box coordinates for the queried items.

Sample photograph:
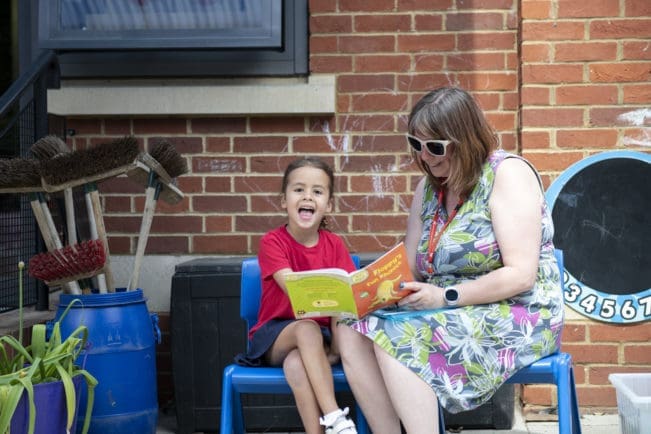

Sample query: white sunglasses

[406,134,452,157]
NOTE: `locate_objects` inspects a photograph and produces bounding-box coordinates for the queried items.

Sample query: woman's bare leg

[375,345,440,434]
[337,324,401,434]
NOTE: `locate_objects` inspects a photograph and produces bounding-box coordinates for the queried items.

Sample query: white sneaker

[321,407,357,434]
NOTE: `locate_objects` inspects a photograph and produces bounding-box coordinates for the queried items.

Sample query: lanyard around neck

[426,189,464,274]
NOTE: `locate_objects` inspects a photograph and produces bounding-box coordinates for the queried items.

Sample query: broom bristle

[40,136,140,185]
[0,158,42,189]
[28,239,106,282]
[150,141,188,178]
[31,135,70,160]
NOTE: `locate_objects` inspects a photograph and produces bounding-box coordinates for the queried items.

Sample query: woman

[337,87,564,434]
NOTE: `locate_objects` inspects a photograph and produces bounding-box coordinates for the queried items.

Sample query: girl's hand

[397,281,444,310]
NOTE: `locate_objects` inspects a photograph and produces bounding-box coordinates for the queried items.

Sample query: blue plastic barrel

[55,289,160,434]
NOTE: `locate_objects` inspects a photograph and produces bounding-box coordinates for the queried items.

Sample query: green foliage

[0,262,98,434]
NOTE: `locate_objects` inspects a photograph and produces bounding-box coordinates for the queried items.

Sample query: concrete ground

[156,409,621,434]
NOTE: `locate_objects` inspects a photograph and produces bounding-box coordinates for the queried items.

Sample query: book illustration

[285,242,414,319]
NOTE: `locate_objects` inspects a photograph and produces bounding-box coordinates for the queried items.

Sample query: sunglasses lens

[407,136,422,152]
[426,142,445,156]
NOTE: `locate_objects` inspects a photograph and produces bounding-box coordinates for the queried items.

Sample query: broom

[0,157,83,294]
[39,136,141,292]
[127,141,187,291]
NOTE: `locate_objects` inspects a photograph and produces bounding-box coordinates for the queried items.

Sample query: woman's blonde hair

[408,87,498,197]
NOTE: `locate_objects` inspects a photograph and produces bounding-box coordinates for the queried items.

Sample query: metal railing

[0,50,60,312]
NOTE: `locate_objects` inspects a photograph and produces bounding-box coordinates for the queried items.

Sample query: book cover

[285,242,414,319]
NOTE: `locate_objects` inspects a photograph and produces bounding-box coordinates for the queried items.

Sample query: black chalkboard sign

[546,151,651,324]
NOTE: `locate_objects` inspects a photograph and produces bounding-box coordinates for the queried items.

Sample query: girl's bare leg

[283,349,323,434]
[268,320,339,416]
[337,324,401,434]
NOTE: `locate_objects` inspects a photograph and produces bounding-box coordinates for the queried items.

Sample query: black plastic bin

[170,257,357,434]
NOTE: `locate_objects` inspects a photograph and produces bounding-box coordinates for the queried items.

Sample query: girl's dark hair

[408,86,497,197]
[281,156,335,229]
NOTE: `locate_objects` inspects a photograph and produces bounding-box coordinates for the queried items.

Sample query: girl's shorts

[234,318,332,367]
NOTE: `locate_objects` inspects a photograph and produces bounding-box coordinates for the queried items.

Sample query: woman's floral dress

[344,150,564,413]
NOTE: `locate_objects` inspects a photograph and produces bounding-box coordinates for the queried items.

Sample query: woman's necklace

[426,188,464,273]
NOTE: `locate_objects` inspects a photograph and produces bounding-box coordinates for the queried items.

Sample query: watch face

[445,288,459,304]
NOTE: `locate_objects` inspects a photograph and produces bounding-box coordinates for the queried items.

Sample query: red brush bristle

[29,240,106,282]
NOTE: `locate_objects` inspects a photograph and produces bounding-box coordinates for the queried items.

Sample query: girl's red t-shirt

[250,225,356,340]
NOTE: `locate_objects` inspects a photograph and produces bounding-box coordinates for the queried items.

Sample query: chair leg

[233,390,245,434]
[569,366,582,434]
[220,368,234,434]
[555,354,581,434]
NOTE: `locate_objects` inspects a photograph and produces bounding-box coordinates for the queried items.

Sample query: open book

[285,242,414,319]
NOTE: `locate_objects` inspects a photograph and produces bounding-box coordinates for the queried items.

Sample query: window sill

[47,75,335,116]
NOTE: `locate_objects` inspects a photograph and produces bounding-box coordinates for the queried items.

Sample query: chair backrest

[554,248,564,290]
[240,255,361,334]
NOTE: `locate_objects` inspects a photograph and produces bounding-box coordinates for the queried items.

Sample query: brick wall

[62,0,650,412]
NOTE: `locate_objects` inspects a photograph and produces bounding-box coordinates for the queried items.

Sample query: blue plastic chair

[439,249,582,434]
[220,256,370,434]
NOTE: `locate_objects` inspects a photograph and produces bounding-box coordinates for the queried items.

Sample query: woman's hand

[397,281,445,310]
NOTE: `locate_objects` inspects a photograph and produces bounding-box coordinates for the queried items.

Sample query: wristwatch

[443,287,460,307]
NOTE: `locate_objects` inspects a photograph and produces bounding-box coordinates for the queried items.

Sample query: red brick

[193,195,246,213]
[412,54,445,71]
[590,322,651,342]
[339,154,397,172]
[145,236,189,254]
[293,135,346,153]
[310,15,353,33]
[150,216,202,233]
[338,195,396,213]
[556,85,618,105]
[352,135,410,153]
[233,136,289,153]
[354,55,411,73]
[522,384,553,406]
[308,0,336,13]
[485,112,517,131]
[396,0,453,11]
[459,32,516,51]
[589,107,644,127]
[107,236,130,254]
[344,234,405,253]
[104,119,132,135]
[521,131,552,149]
[311,55,354,73]
[522,64,584,84]
[236,215,284,233]
[623,84,651,103]
[191,118,246,134]
[522,108,584,127]
[104,196,131,213]
[105,215,141,233]
[351,215,406,232]
[522,22,585,41]
[193,235,248,254]
[590,19,651,39]
[474,93,502,111]
[522,151,585,172]
[558,0,619,18]
[457,73,518,91]
[251,196,283,213]
[413,14,444,31]
[250,117,305,133]
[626,0,651,16]
[521,86,551,105]
[310,35,338,53]
[397,73,457,92]
[576,386,618,407]
[350,93,409,112]
[67,118,102,135]
[335,114,396,132]
[206,137,230,153]
[339,0,394,12]
[562,344,619,364]
[339,35,395,53]
[561,323,587,342]
[337,74,396,93]
[456,0,514,8]
[589,366,651,385]
[397,34,456,52]
[355,14,411,32]
[556,129,618,148]
[133,118,187,134]
[447,52,506,71]
[624,345,651,364]
[590,63,651,83]
[233,176,282,194]
[177,176,203,194]
[555,42,618,62]
[192,157,245,174]
[521,1,552,19]
[446,13,504,31]
[623,41,651,60]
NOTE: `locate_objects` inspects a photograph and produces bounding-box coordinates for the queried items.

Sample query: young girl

[238,157,358,434]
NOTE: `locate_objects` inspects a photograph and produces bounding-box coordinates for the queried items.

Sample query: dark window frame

[38,0,308,78]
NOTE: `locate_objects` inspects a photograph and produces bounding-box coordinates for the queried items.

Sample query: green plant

[0,261,98,434]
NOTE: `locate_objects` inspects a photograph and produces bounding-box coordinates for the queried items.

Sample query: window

[37,0,308,78]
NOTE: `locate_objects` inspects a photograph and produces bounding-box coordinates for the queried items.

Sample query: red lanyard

[427,189,464,273]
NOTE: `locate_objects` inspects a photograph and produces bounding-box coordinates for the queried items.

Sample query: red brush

[29,239,107,286]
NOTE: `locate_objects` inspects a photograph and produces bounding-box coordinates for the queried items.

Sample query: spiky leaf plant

[0,262,98,434]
